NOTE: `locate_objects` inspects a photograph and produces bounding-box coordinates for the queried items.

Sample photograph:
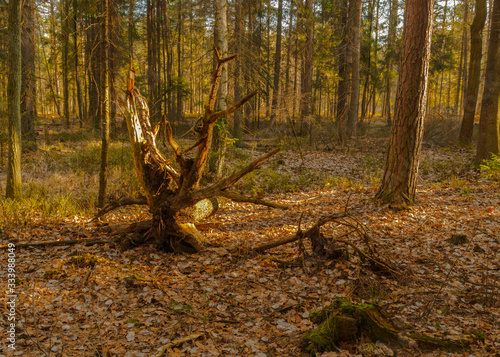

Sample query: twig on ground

[151,333,204,357]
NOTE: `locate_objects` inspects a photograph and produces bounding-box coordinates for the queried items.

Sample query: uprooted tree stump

[105,50,287,253]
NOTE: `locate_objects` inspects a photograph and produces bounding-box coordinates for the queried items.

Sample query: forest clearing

[0,116,499,356]
[1,0,500,355]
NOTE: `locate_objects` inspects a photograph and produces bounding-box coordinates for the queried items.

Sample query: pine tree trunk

[346,0,362,138]
[21,0,37,144]
[7,0,22,199]
[62,0,70,128]
[476,0,500,161]
[98,0,110,208]
[299,0,314,135]
[376,0,435,205]
[73,0,84,127]
[337,0,348,143]
[459,0,487,146]
[270,0,283,126]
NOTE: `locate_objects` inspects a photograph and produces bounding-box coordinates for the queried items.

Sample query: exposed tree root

[253,212,399,276]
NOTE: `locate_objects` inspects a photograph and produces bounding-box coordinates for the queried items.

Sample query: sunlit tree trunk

[62,0,70,128]
[21,0,37,144]
[98,0,110,208]
[459,0,487,146]
[270,0,283,126]
[299,0,314,135]
[233,0,243,146]
[376,0,435,205]
[7,0,22,199]
[346,0,362,138]
[476,0,500,161]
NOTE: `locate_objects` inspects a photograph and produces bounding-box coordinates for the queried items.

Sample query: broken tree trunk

[122,50,285,253]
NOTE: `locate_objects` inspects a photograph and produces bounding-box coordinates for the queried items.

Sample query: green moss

[302,298,400,355]
[66,253,98,268]
[410,333,469,352]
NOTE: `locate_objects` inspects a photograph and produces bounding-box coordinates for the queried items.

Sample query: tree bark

[459,0,487,146]
[7,0,22,199]
[346,0,362,138]
[299,0,314,135]
[476,0,500,162]
[233,0,243,146]
[62,0,70,128]
[21,0,37,144]
[270,0,284,126]
[97,0,111,208]
[337,0,348,143]
[375,0,435,205]
[385,0,398,127]
[213,0,229,178]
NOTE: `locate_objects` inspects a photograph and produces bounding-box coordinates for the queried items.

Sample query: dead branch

[192,148,281,201]
[253,212,348,253]
[151,333,204,357]
[207,90,258,124]
[219,191,288,210]
[93,196,148,220]
[0,237,113,250]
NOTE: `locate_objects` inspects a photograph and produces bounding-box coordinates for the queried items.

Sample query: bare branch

[93,196,148,220]
[208,90,258,124]
[219,191,288,210]
[191,148,281,201]
[181,135,208,155]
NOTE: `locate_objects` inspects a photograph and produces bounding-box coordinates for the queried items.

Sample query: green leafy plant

[480,154,500,180]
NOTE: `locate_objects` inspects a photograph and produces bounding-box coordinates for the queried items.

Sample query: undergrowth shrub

[480,154,500,180]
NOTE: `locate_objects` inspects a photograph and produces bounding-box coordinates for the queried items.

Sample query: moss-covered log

[302,298,400,355]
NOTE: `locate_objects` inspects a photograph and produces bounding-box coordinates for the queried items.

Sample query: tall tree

[98,0,111,208]
[270,0,284,125]
[7,0,22,198]
[459,0,487,146]
[213,0,229,178]
[375,0,435,204]
[62,0,71,128]
[346,0,362,138]
[299,0,314,135]
[233,0,243,145]
[476,0,500,161]
[385,0,398,126]
[337,0,349,143]
[21,0,37,143]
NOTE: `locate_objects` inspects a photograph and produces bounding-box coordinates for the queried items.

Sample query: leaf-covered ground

[1,138,499,357]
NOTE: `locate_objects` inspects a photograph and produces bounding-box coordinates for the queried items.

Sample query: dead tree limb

[0,238,113,250]
[93,196,148,221]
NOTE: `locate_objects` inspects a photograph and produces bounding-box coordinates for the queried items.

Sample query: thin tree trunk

[73,0,84,127]
[459,0,487,146]
[476,0,500,161]
[21,0,37,143]
[98,0,110,208]
[233,0,243,145]
[7,0,22,198]
[337,0,348,142]
[270,0,283,126]
[299,0,314,135]
[346,0,362,138]
[62,0,70,128]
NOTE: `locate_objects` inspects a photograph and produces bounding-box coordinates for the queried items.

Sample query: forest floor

[0,119,499,357]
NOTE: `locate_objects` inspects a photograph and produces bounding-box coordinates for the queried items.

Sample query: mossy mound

[302,298,400,355]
